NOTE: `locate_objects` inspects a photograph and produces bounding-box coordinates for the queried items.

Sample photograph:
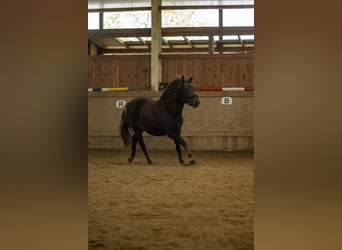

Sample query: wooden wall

[88,54,254,89]
[161,54,254,87]
[88,55,151,90]
[88,91,254,151]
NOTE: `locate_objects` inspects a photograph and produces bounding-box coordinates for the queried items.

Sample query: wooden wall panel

[88,55,151,90]
[88,54,254,89]
[161,54,254,88]
[88,60,96,85]
[88,91,254,151]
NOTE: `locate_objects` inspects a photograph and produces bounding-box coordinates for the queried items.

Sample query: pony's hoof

[180,160,185,165]
[128,157,133,163]
[147,160,153,165]
[190,160,196,165]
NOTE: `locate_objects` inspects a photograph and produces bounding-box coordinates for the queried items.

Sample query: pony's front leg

[174,140,185,165]
[178,137,196,165]
[169,135,194,165]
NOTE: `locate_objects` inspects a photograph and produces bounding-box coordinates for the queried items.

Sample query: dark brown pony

[119,76,200,165]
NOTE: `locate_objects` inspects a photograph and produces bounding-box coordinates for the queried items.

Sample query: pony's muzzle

[190,95,200,108]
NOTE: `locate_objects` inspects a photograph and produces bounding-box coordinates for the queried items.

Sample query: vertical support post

[218,8,223,54]
[89,41,98,55]
[208,35,214,54]
[99,12,103,30]
[151,0,162,91]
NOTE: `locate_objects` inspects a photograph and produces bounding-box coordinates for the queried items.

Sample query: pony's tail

[119,110,131,147]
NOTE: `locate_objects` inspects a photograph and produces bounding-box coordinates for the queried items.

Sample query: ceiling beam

[160,5,254,10]
[183,36,193,48]
[88,28,151,38]
[163,27,254,36]
[88,26,253,39]
[88,5,254,13]
[88,7,151,13]
[100,46,254,54]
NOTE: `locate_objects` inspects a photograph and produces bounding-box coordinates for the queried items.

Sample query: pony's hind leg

[136,133,153,164]
[128,135,138,163]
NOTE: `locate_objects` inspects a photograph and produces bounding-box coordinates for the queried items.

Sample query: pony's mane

[160,78,181,100]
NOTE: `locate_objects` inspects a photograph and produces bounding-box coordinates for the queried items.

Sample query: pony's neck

[160,88,185,115]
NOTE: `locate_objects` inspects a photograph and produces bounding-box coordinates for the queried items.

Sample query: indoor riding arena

[88,1,254,249]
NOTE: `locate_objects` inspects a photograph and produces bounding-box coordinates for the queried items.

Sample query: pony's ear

[188,77,193,83]
[181,75,185,81]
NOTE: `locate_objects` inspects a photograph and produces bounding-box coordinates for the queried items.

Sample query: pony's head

[179,76,200,108]
[160,76,200,108]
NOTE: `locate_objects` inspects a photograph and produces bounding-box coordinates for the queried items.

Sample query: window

[104,11,151,29]
[162,9,218,27]
[223,8,254,26]
[88,12,99,30]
